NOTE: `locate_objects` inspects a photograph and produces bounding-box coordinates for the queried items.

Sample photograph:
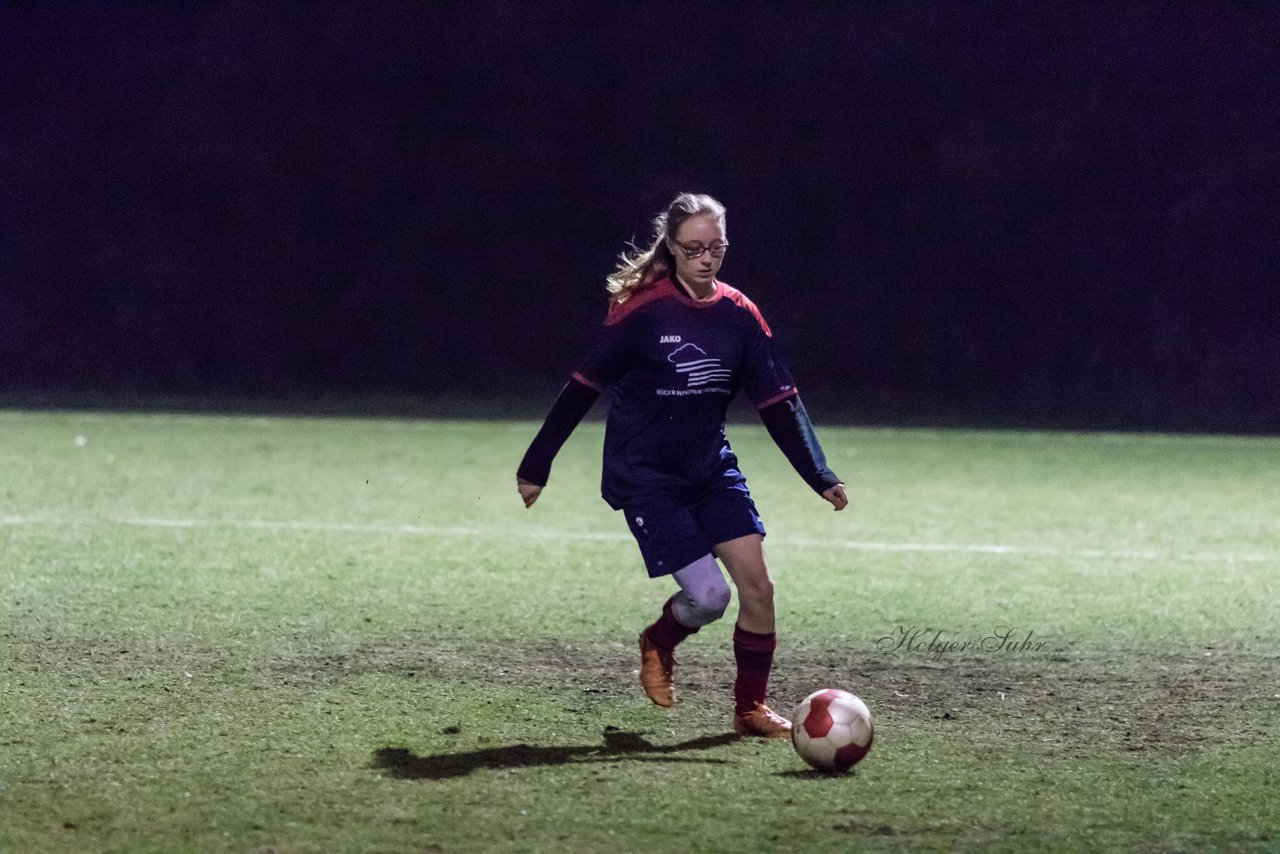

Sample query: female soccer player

[516,193,847,738]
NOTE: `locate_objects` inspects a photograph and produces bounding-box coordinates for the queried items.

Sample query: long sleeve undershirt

[757,393,841,494]
[516,379,600,486]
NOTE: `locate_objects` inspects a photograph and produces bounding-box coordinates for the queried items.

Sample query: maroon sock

[733,624,777,715]
[643,595,699,654]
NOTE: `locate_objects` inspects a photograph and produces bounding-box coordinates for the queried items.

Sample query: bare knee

[736,573,774,607]
[715,536,775,613]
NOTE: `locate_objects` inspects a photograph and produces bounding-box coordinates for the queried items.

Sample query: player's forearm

[758,394,841,495]
[516,378,601,486]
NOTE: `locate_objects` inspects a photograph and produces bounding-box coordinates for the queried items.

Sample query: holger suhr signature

[876,625,1049,661]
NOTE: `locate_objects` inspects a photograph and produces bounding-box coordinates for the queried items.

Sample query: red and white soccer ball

[791,688,875,773]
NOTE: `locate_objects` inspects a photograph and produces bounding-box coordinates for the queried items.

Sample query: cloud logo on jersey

[667,343,732,388]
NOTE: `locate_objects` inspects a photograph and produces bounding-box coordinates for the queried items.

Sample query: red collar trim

[667,275,723,307]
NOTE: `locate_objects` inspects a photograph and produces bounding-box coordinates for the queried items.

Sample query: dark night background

[2,2,1277,431]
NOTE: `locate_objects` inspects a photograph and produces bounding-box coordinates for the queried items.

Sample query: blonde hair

[606,193,727,304]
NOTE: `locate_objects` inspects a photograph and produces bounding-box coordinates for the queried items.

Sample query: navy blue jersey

[572,276,799,509]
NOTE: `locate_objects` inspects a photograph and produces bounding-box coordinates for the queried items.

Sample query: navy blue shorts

[621,478,766,578]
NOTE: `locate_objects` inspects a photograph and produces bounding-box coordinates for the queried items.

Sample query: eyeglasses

[675,240,729,260]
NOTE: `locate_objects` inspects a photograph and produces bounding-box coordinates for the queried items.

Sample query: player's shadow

[373,726,738,780]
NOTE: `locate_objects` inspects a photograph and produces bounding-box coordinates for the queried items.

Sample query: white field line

[0,515,1272,565]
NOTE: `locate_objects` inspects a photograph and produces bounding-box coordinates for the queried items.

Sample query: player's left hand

[517,476,543,508]
[822,483,848,511]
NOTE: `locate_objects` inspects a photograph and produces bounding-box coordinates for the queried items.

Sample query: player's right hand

[517,476,543,509]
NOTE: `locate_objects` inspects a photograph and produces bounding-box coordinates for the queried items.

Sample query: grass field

[2,409,1278,852]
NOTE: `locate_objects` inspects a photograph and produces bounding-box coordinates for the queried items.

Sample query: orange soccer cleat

[733,702,793,738]
[638,632,676,708]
